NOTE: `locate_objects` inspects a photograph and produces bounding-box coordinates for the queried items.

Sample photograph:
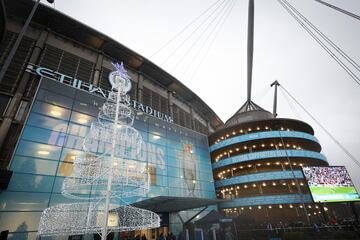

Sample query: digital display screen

[302,166,360,203]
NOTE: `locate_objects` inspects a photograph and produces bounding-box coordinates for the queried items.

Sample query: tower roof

[225,100,273,127]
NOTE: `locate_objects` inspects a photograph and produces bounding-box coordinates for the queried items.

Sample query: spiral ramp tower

[208,0,329,223]
[209,103,328,223]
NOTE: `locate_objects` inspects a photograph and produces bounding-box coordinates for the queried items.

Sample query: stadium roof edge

[5,0,224,131]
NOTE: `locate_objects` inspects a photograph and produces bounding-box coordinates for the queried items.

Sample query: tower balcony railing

[212,149,327,170]
[210,131,319,152]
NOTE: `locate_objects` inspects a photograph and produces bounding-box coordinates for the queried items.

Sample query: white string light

[38,62,160,238]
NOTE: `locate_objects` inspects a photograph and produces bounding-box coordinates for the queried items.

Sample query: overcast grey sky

[40,0,360,188]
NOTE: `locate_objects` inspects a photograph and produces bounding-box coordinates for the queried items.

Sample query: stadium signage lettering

[26,64,173,123]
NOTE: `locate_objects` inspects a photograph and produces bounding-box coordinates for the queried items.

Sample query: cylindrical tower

[209,104,328,224]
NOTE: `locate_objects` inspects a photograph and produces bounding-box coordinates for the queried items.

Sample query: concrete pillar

[168,90,174,118]
[189,107,196,130]
[92,53,103,86]
[0,29,48,159]
[137,74,144,103]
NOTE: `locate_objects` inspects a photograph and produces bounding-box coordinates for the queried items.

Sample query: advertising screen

[302,166,360,203]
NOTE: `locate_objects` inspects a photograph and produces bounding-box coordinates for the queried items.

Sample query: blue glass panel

[48,193,89,206]
[31,101,71,120]
[70,111,96,126]
[167,166,180,177]
[0,192,50,211]
[56,162,74,177]
[64,135,84,150]
[27,113,68,133]
[40,77,76,98]
[60,148,83,163]
[148,133,166,146]
[53,177,65,193]
[10,156,58,175]
[7,173,54,192]
[67,122,90,138]
[36,88,74,108]
[22,126,66,146]
[15,140,62,160]
[0,212,42,232]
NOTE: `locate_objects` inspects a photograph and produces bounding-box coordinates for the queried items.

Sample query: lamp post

[0,0,54,82]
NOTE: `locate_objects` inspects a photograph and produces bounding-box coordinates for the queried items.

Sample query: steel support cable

[277,0,360,86]
[171,0,234,74]
[314,0,360,22]
[160,0,229,66]
[188,0,238,82]
[282,0,360,72]
[276,129,310,224]
[279,88,301,118]
[150,0,224,58]
[279,85,360,170]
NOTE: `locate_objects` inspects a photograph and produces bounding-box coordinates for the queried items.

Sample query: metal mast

[247,0,255,102]
[271,80,280,117]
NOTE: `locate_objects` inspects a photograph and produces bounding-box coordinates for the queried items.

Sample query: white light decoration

[38,62,160,239]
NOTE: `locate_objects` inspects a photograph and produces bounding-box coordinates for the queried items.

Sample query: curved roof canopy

[5,0,224,131]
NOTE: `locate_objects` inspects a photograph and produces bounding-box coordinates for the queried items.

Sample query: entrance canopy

[131,196,221,212]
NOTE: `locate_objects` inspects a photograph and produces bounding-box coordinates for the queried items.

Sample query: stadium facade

[0,1,358,240]
[0,1,223,239]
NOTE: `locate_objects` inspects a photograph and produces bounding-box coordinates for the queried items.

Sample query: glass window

[67,122,90,137]
[64,135,84,150]
[7,173,54,192]
[70,111,96,126]
[60,148,83,163]
[0,212,42,232]
[10,156,58,175]
[27,113,68,133]
[41,77,76,98]
[32,101,71,120]
[52,177,65,193]
[56,162,74,177]
[0,192,50,211]
[22,126,66,146]
[36,88,74,108]
[0,94,10,117]
[15,140,62,161]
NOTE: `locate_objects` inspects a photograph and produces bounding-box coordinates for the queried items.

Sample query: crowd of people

[303,167,353,186]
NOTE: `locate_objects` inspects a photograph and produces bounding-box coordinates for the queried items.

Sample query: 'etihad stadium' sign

[26,64,173,123]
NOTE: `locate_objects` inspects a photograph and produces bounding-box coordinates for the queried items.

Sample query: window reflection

[32,101,71,120]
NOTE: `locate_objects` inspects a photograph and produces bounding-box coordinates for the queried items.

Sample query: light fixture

[276,162,280,165]
[252,145,256,148]
[252,184,256,187]
[232,131,236,135]
[38,150,50,155]
[272,182,276,186]
[244,185,248,188]
[266,162,270,166]
[261,144,265,147]
[248,128,252,131]
[268,206,272,209]
[244,146,247,150]
[258,206,262,209]
[279,205,283,209]
[50,110,61,117]
[153,135,160,139]
[236,148,239,151]
[262,182,266,187]
[249,206,252,210]
[256,127,260,130]
[240,130,243,133]
[78,118,88,124]
[289,204,293,208]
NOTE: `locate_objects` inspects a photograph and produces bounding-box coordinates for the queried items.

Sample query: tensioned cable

[314,0,360,22]
[277,0,360,86]
[187,0,238,82]
[279,89,301,119]
[282,0,360,72]
[171,0,235,74]
[160,0,228,66]
[279,84,360,170]
[150,0,224,58]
